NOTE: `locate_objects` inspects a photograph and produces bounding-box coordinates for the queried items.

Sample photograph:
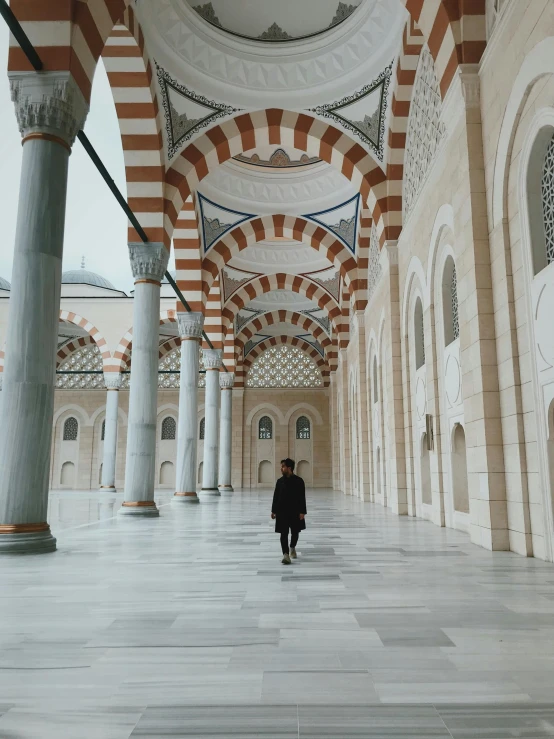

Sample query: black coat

[271,474,307,533]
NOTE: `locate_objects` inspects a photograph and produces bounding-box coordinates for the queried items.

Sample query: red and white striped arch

[56,334,97,368]
[113,309,178,371]
[238,335,330,388]
[102,7,166,245]
[202,214,358,299]
[222,273,345,344]
[173,196,203,312]
[234,309,338,371]
[58,310,112,369]
[386,18,425,224]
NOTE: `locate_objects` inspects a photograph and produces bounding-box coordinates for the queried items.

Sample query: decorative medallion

[197,193,255,253]
[301,308,331,335]
[307,268,341,302]
[309,63,392,161]
[156,63,240,159]
[304,194,360,255]
[244,334,272,358]
[192,2,221,26]
[330,2,357,26]
[234,149,321,169]
[222,267,259,302]
[297,333,325,357]
[258,23,291,40]
[235,308,266,333]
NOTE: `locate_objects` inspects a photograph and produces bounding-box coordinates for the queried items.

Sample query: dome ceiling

[229,240,333,275]
[188,0,363,43]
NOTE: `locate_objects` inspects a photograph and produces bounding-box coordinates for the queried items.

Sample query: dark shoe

[281,554,291,565]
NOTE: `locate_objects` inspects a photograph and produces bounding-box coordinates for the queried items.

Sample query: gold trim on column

[174,492,198,497]
[134,278,161,286]
[0,522,50,534]
[181,336,201,342]
[22,132,71,154]
[121,500,156,507]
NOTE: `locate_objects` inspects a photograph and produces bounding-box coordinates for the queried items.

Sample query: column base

[200,488,221,497]
[99,486,117,493]
[218,485,234,495]
[172,492,199,504]
[118,501,159,517]
[0,523,56,554]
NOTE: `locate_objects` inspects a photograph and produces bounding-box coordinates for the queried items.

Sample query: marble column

[200,349,223,497]
[173,312,204,504]
[119,243,169,517]
[100,372,122,492]
[218,372,235,495]
[0,72,87,554]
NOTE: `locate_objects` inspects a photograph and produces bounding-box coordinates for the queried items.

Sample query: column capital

[220,372,235,389]
[202,348,223,369]
[103,372,122,390]
[9,71,88,148]
[128,243,169,284]
[177,312,204,340]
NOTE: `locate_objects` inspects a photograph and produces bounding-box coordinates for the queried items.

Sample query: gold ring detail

[134,278,161,286]
[0,522,50,534]
[22,132,71,154]
[122,501,156,507]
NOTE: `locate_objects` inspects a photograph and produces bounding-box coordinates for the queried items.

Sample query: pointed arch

[240,336,330,387]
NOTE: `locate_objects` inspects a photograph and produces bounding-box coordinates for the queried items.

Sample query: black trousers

[280,526,300,554]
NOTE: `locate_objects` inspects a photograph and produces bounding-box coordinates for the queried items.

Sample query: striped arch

[386,19,425,221]
[6,1,485,114]
[174,197,203,312]
[239,335,330,388]
[58,310,112,370]
[102,8,165,244]
[158,337,181,361]
[222,273,347,347]
[202,214,358,299]
[164,110,393,248]
[113,309,178,371]
[56,334,97,368]
[234,310,338,371]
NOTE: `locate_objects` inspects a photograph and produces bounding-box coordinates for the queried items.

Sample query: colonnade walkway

[2,490,554,737]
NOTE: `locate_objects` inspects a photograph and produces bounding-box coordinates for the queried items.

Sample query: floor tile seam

[57,503,173,533]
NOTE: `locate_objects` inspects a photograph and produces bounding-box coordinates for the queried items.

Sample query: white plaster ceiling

[228,240,332,275]
[247,290,318,313]
[138,0,406,105]
[198,155,357,215]
[185,0,363,43]
[255,322,315,338]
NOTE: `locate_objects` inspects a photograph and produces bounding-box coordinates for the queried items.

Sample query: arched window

[442,257,460,345]
[542,133,554,267]
[63,417,78,441]
[259,416,273,440]
[528,128,554,275]
[403,47,445,217]
[414,298,425,370]
[199,417,205,440]
[296,415,311,440]
[101,420,106,441]
[161,416,176,440]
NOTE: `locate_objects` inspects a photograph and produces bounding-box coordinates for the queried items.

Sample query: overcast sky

[0,25,174,295]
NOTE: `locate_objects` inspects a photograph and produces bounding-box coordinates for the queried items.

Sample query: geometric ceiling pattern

[197,194,256,253]
[303,195,360,255]
[309,63,392,161]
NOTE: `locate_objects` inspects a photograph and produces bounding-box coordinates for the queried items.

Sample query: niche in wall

[258,460,273,485]
[421,433,432,505]
[452,423,469,514]
[198,461,203,484]
[61,461,75,487]
[159,460,174,486]
[297,460,310,481]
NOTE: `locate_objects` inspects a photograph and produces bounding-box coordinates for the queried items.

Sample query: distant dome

[0,276,10,291]
[62,269,115,290]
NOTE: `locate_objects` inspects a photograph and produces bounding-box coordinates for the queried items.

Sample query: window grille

[199,417,205,440]
[157,347,206,389]
[403,47,445,217]
[247,345,323,388]
[367,225,382,301]
[63,417,78,441]
[101,419,105,441]
[542,133,554,266]
[296,416,311,440]
[56,344,103,389]
[258,416,273,440]
[451,266,460,340]
[161,416,176,440]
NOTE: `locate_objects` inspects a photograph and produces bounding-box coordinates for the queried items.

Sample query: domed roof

[62,266,115,290]
[0,276,10,291]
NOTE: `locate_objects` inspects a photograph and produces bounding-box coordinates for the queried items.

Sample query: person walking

[271,458,307,565]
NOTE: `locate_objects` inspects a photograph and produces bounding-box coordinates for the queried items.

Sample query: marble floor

[1,490,554,737]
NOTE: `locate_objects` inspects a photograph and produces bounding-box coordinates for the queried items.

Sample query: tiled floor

[1,489,554,737]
